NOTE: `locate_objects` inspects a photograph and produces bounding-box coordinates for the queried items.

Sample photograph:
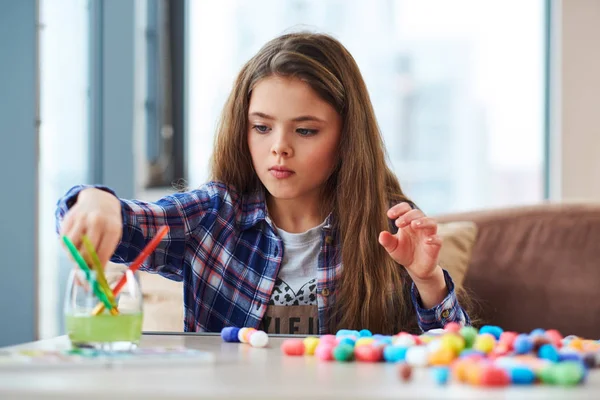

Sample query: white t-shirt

[259,220,324,334]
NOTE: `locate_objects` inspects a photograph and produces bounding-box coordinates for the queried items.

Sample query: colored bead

[473,334,496,354]
[444,322,461,333]
[383,345,408,363]
[398,363,413,382]
[303,337,320,355]
[394,334,416,347]
[220,327,240,343]
[553,362,586,386]
[359,329,373,337]
[320,335,337,345]
[499,331,518,349]
[315,344,334,361]
[459,326,478,348]
[281,339,305,356]
[513,334,534,354]
[479,325,503,340]
[480,365,510,387]
[338,337,356,348]
[405,346,429,367]
[429,348,456,366]
[509,366,536,385]
[431,366,450,385]
[354,345,383,362]
[355,337,375,347]
[441,334,465,355]
[249,330,269,348]
[332,344,354,362]
[530,328,546,337]
[538,344,560,362]
[545,329,563,348]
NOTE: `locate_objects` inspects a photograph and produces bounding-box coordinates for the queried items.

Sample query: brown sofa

[436,203,600,339]
[138,203,600,339]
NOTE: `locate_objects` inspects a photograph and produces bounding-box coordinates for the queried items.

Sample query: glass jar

[64,266,143,351]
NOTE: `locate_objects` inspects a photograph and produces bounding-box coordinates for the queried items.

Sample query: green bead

[333,344,354,362]
[553,362,585,386]
[538,365,556,384]
[459,326,478,348]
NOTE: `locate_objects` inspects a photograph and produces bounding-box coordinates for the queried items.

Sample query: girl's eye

[297,128,318,136]
[253,125,270,133]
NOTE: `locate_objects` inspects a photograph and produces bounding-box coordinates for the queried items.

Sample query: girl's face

[247,76,342,202]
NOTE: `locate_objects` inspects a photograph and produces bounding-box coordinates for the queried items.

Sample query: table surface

[0,332,598,399]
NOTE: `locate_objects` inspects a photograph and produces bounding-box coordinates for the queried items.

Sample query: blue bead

[514,334,533,354]
[479,325,503,340]
[339,337,356,347]
[530,328,546,337]
[539,344,560,362]
[559,353,583,363]
[221,327,240,343]
[431,367,450,385]
[459,349,486,358]
[510,366,536,384]
[383,345,408,363]
[359,329,373,337]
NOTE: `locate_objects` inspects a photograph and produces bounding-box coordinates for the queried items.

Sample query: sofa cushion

[436,203,600,338]
[437,221,478,290]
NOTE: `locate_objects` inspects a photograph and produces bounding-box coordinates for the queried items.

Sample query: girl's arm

[55,182,223,281]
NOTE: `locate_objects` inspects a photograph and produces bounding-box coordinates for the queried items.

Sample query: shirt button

[325,236,333,244]
[441,309,450,318]
[321,288,330,297]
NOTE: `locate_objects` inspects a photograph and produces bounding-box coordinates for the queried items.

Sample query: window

[187,0,546,215]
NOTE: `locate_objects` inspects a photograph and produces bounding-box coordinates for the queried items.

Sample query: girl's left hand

[378,202,442,282]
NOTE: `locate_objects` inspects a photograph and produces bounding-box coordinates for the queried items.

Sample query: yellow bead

[303,337,320,355]
[473,334,496,354]
[441,334,465,355]
[355,337,375,347]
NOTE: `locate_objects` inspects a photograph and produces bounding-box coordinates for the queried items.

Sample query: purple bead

[221,327,241,342]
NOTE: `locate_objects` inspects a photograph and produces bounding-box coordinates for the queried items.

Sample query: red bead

[281,339,305,356]
[398,363,413,381]
[444,322,461,333]
[354,345,383,362]
[480,366,510,387]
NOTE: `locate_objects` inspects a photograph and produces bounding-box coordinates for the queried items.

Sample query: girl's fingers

[395,209,425,228]
[425,235,442,247]
[63,217,86,251]
[410,217,438,234]
[387,202,413,219]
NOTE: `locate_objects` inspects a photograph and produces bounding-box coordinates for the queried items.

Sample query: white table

[0,333,598,399]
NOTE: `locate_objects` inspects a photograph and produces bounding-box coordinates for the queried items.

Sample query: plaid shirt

[56,181,469,334]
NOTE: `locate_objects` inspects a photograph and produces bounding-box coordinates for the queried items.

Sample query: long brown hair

[211,32,424,334]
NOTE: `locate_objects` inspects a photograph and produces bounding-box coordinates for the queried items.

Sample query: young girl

[56,32,470,335]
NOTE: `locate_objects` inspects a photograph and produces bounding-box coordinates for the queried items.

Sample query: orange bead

[429,348,456,366]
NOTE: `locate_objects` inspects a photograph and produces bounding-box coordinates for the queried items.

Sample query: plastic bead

[473,334,496,354]
[539,344,560,362]
[429,348,456,366]
[509,366,536,385]
[394,334,416,347]
[431,366,450,385]
[338,337,355,348]
[359,329,373,337]
[479,325,503,340]
[398,363,413,382]
[315,344,335,361]
[303,337,320,355]
[405,346,429,367]
[459,326,478,348]
[332,344,354,362]
[281,339,305,356]
[354,345,383,362]
[249,330,269,348]
[383,345,408,363]
[513,334,534,354]
[553,362,586,386]
[444,322,461,333]
[499,331,518,349]
[480,365,510,387]
[221,327,240,343]
[355,337,375,347]
[441,334,465,355]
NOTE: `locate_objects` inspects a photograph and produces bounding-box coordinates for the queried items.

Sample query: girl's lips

[270,169,294,179]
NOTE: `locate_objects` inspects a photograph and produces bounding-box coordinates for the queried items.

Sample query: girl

[56,32,470,335]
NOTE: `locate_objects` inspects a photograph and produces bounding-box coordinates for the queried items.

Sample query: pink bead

[499,331,518,350]
[281,339,305,356]
[320,335,337,345]
[545,329,563,348]
[354,345,383,362]
[444,322,461,333]
[315,344,335,361]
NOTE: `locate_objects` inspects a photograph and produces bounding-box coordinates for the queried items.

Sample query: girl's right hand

[60,188,123,267]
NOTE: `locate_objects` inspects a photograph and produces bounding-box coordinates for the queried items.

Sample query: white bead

[238,328,248,343]
[394,334,416,347]
[405,346,429,367]
[426,338,442,353]
[249,330,269,348]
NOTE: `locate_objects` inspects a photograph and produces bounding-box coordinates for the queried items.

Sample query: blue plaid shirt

[56,181,469,334]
